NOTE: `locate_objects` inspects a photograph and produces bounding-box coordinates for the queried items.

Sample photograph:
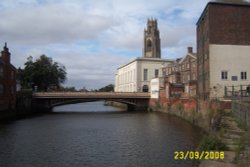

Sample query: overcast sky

[1,0,248,90]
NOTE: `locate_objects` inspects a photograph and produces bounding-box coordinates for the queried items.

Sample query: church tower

[143,18,161,58]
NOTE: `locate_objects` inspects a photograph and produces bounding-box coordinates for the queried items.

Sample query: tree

[17,55,67,91]
[98,84,114,92]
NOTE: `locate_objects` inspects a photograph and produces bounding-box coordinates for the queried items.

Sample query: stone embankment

[150,99,250,167]
[199,112,250,167]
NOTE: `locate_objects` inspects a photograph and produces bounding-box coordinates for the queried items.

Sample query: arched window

[142,85,149,92]
[146,39,152,51]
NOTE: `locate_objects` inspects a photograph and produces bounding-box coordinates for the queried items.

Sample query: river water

[0,101,202,167]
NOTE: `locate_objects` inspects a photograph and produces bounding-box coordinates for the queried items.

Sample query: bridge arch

[50,99,137,111]
[32,92,150,112]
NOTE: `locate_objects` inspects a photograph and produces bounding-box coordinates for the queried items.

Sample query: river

[0,101,202,167]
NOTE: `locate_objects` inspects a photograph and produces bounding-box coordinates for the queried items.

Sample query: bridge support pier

[127,104,148,111]
[32,99,52,112]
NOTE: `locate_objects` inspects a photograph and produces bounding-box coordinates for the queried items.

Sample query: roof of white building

[117,57,174,70]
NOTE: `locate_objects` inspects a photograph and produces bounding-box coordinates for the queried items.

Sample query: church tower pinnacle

[143,18,161,58]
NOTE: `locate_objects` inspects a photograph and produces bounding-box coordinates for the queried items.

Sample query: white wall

[115,58,172,92]
[139,60,164,92]
[115,61,137,92]
[209,44,250,98]
[150,78,164,98]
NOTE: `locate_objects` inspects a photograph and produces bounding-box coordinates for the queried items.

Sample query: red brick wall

[0,48,16,112]
[209,4,250,45]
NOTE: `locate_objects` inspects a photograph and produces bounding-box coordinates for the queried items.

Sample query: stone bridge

[32,92,150,111]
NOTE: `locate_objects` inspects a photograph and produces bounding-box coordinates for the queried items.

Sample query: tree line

[17,55,114,92]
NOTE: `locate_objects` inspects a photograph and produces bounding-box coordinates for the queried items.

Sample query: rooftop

[197,0,250,25]
[210,0,250,6]
[117,57,174,70]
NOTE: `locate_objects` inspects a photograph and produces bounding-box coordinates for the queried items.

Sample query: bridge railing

[32,92,150,98]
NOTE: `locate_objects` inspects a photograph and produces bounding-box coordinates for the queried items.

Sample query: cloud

[0,0,219,89]
[53,51,130,89]
[0,3,115,45]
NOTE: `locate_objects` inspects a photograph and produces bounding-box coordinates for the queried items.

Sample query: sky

[0,0,248,90]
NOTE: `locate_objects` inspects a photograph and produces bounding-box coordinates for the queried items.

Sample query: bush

[199,135,227,151]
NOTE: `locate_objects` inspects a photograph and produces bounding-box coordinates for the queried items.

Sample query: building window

[241,72,247,80]
[0,84,3,94]
[143,69,148,81]
[221,71,228,80]
[192,73,196,80]
[192,63,196,68]
[142,85,149,92]
[155,69,159,78]
[187,63,190,69]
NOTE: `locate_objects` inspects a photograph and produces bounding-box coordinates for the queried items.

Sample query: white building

[209,45,250,98]
[150,77,164,99]
[115,57,171,92]
[115,19,173,92]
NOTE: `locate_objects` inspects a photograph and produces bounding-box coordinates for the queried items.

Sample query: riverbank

[149,99,250,166]
[1,90,40,121]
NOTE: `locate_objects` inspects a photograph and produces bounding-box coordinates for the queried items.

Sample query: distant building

[163,47,197,98]
[115,19,173,92]
[197,1,250,100]
[0,43,16,115]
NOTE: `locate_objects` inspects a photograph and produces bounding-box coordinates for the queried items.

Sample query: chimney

[187,47,193,54]
[1,42,10,64]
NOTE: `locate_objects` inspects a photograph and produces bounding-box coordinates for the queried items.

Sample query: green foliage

[98,84,114,92]
[175,101,184,112]
[17,55,67,91]
[199,135,227,151]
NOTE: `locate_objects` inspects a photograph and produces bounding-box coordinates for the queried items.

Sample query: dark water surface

[0,101,202,167]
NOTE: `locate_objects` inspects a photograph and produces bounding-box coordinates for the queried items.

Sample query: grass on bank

[199,135,227,151]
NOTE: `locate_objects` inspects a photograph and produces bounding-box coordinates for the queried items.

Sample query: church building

[115,19,173,92]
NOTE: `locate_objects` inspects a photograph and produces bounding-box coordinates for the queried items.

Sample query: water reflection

[53,101,125,112]
[0,102,202,167]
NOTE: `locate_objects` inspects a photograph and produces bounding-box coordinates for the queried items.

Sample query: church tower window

[146,39,152,51]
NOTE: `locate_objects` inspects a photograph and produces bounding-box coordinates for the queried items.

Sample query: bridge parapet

[32,92,150,99]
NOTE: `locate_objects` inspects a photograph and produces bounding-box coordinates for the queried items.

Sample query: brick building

[163,47,197,98]
[0,43,16,117]
[197,1,250,100]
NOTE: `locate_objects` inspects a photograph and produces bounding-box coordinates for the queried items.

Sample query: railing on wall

[232,101,250,128]
[224,85,250,98]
